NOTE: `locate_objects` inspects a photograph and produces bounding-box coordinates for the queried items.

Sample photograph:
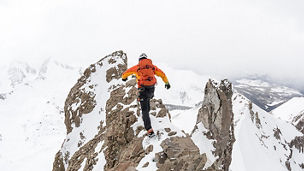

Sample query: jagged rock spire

[192,79,235,171]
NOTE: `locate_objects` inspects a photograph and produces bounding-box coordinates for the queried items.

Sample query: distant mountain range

[233,78,303,112]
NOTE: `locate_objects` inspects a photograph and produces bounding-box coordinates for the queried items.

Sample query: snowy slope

[0,62,37,99]
[1,56,303,171]
[234,79,303,112]
[271,97,304,122]
[0,59,81,170]
[172,87,304,171]
[231,93,304,171]
[154,64,209,107]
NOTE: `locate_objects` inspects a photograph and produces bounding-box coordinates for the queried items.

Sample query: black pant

[138,85,155,131]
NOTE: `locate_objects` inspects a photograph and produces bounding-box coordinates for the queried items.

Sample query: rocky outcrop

[292,112,304,134]
[103,79,144,170]
[63,51,127,134]
[285,136,304,170]
[53,51,204,171]
[0,94,5,100]
[155,137,207,171]
[53,51,135,171]
[192,79,235,171]
[53,152,65,171]
[53,51,237,171]
[248,102,262,129]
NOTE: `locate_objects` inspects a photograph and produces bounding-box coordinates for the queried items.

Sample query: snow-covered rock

[231,93,304,171]
[53,51,197,171]
[272,97,304,134]
[191,79,235,171]
[53,51,238,171]
[292,112,304,134]
[272,97,304,122]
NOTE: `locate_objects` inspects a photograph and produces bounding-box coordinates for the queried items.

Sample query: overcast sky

[0,0,303,89]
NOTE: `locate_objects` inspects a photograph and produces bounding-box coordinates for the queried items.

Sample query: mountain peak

[53,52,237,171]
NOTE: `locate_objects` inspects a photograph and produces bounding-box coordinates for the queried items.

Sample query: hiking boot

[147,128,155,138]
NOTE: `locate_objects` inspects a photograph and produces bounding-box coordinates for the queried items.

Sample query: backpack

[137,59,156,86]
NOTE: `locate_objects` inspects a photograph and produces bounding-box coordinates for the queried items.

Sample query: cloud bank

[1,0,303,89]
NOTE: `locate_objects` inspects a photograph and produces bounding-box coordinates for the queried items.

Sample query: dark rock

[145,145,153,154]
[164,128,171,132]
[155,137,207,171]
[273,128,282,140]
[52,151,65,171]
[168,131,177,136]
[143,162,149,168]
[192,79,235,171]
[292,112,304,134]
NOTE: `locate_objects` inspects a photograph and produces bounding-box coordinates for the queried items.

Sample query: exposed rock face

[53,51,237,171]
[248,102,262,129]
[53,51,140,171]
[53,152,65,171]
[155,137,207,171]
[103,79,145,170]
[63,51,127,134]
[192,79,235,171]
[289,136,304,153]
[292,112,304,134]
[53,51,201,171]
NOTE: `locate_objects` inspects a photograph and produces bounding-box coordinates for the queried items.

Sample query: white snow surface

[0,59,81,170]
[231,92,304,171]
[272,97,304,122]
[191,122,217,169]
[1,58,303,171]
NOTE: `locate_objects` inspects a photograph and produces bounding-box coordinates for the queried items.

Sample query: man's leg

[140,98,152,131]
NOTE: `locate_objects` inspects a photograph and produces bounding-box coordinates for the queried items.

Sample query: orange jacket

[121,60,169,88]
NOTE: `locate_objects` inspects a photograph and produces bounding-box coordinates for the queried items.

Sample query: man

[121,53,170,137]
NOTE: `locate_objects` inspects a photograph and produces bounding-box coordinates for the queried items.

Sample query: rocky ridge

[52,51,236,171]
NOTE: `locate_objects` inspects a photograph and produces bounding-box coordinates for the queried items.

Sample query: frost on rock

[191,79,235,171]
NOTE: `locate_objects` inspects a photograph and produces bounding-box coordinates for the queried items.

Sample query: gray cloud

[1,0,303,88]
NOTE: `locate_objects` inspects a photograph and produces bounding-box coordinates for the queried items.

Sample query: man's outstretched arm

[121,65,138,81]
[154,66,170,89]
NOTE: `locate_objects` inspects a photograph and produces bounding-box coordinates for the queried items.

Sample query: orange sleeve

[122,65,139,79]
[154,65,169,84]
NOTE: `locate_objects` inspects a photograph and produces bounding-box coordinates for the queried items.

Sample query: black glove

[165,83,171,89]
[122,77,128,82]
